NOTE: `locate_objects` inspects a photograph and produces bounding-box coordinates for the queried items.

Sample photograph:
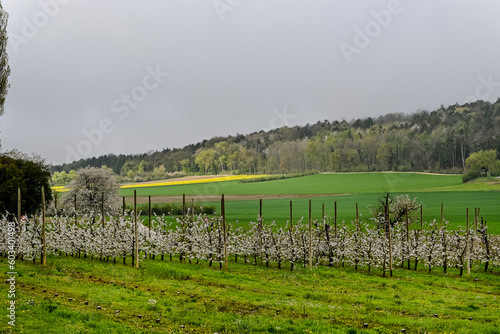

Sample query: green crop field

[119,173,464,197]
[118,173,500,233]
[208,191,500,234]
[5,255,500,334]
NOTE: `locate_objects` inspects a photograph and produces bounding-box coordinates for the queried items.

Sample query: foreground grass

[3,255,500,333]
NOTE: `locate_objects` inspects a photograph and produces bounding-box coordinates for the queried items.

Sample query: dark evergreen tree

[0,153,53,216]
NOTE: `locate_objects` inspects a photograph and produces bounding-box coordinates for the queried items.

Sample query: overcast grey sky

[1,0,499,165]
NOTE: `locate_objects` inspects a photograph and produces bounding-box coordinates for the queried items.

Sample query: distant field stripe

[120,174,268,189]
[119,173,462,197]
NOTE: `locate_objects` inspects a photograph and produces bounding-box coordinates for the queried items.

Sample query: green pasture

[119,173,500,233]
[4,255,500,333]
[142,191,500,234]
[221,192,498,226]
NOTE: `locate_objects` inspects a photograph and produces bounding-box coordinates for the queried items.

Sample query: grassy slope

[5,256,500,334]
[430,177,500,192]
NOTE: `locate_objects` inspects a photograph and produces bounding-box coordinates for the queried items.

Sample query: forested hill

[52,99,500,180]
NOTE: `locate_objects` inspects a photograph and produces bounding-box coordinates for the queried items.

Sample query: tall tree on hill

[463,150,500,182]
[195,148,216,173]
[0,1,11,149]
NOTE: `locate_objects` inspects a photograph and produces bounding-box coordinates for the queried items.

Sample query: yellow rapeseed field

[120,175,268,188]
[52,175,268,192]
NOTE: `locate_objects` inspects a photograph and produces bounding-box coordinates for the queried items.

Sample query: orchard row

[1,212,499,276]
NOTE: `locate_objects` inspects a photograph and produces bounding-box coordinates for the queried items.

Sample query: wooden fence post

[101,192,105,228]
[191,199,195,223]
[259,199,263,264]
[42,187,47,266]
[131,237,135,267]
[17,188,22,238]
[442,202,449,273]
[122,196,125,216]
[466,208,470,276]
[387,204,392,277]
[334,201,338,267]
[406,205,410,270]
[289,200,294,271]
[17,188,21,227]
[475,207,479,230]
[134,190,139,269]
[74,194,77,225]
[334,201,337,239]
[222,194,228,271]
[440,202,444,229]
[308,199,312,271]
[182,194,186,221]
[322,203,325,226]
[148,195,152,238]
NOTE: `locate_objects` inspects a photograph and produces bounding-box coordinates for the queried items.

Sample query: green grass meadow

[216,191,500,233]
[4,255,500,334]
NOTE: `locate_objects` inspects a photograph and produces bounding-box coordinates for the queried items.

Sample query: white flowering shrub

[60,167,120,216]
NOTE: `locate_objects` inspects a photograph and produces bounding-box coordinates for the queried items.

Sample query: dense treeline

[0,151,53,215]
[3,211,499,276]
[52,100,500,180]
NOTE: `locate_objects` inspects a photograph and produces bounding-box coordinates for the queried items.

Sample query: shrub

[462,170,480,183]
[128,203,215,216]
[239,171,318,183]
[0,152,53,216]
